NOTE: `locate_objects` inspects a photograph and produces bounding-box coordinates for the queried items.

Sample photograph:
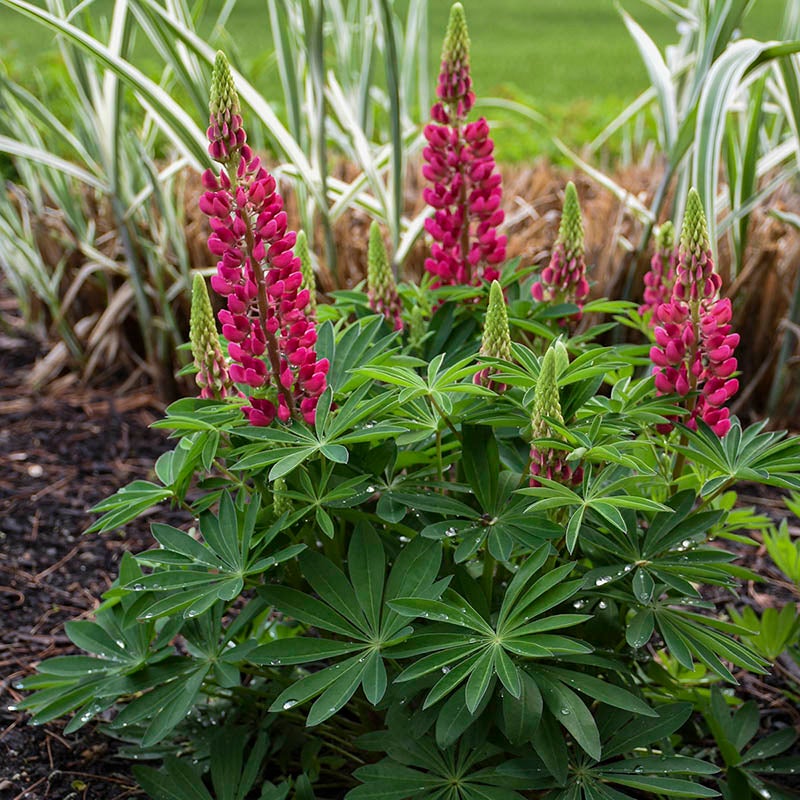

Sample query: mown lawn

[0,0,789,161]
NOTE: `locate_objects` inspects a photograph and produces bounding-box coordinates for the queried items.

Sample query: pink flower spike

[199,52,328,427]
[649,189,739,437]
[422,3,505,288]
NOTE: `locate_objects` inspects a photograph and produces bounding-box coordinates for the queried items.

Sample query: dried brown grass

[9,157,800,422]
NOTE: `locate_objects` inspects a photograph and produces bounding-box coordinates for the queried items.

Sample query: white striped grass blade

[133,0,326,207]
[0,0,210,169]
[621,8,678,151]
[693,38,800,256]
[0,136,109,191]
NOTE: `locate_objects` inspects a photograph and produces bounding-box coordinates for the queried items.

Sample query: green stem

[436,427,443,482]
[429,394,461,442]
[482,552,496,605]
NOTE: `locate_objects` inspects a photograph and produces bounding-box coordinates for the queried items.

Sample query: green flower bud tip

[296,230,316,315]
[367,221,403,330]
[367,221,391,290]
[557,181,584,256]
[210,50,239,118]
[655,220,675,253]
[532,345,565,438]
[443,2,470,67]
[190,272,217,359]
[190,273,230,399]
[680,188,710,259]
[409,305,426,348]
[480,281,512,361]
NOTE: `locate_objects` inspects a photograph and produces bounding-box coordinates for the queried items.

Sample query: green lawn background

[0,0,788,160]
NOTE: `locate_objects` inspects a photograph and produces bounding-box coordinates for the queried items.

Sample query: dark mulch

[0,309,177,799]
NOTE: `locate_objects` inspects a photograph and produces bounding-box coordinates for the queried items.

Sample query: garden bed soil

[1,294,800,799]
[0,301,176,799]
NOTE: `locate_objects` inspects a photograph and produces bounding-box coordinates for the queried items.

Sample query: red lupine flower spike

[422,3,506,287]
[649,189,738,437]
[200,52,328,426]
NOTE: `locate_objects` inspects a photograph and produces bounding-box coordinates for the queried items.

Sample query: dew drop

[445,527,457,538]
[633,765,644,774]
[282,699,298,710]
[441,666,451,674]
[598,601,608,610]
[572,600,586,610]
[366,486,376,494]
[595,576,612,587]
[132,583,145,591]
[560,707,571,716]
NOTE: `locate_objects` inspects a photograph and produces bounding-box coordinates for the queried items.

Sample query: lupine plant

[17,6,800,800]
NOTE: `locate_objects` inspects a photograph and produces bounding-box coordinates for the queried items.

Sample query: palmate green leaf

[436,684,494,748]
[604,702,693,759]
[300,551,369,631]
[306,656,370,727]
[535,673,601,761]
[349,523,386,632]
[604,775,718,798]
[460,424,501,511]
[250,638,362,666]
[393,643,484,684]
[348,761,441,800]
[113,666,208,746]
[501,671,543,745]
[257,585,363,639]
[269,654,364,715]
[210,728,270,800]
[497,543,551,626]
[740,729,798,765]
[465,650,496,713]
[64,620,132,660]
[263,533,441,723]
[597,756,718,776]
[626,609,655,648]
[134,755,213,800]
[85,480,173,533]
[361,649,388,706]
[536,667,656,718]
[389,594,493,634]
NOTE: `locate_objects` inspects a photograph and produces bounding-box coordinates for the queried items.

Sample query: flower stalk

[531,181,589,318]
[200,52,329,426]
[367,221,403,331]
[422,2,506,287]
[649,189,739,436]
